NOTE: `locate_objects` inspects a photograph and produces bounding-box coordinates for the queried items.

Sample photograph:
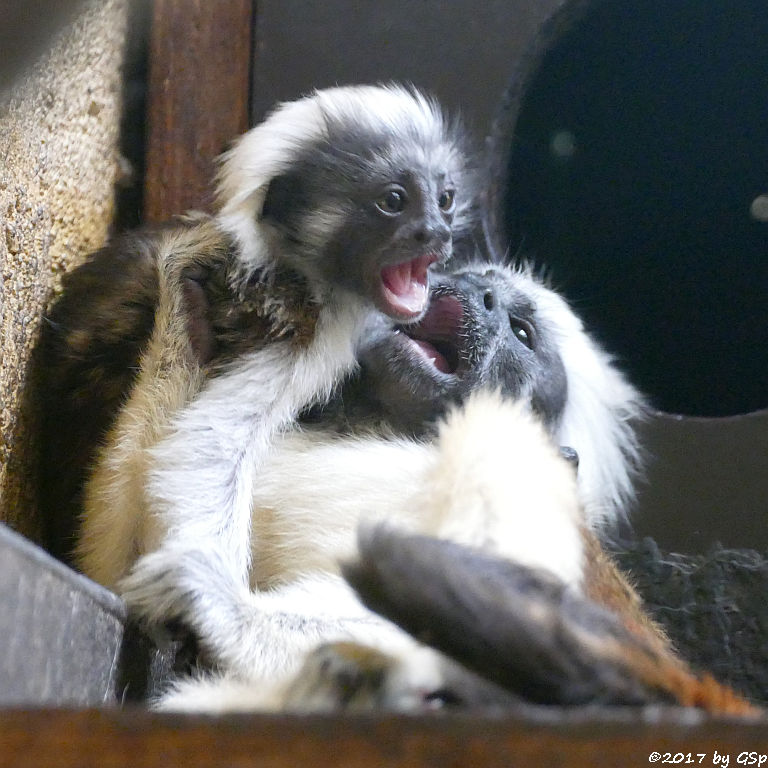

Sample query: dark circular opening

[497,0,768,416]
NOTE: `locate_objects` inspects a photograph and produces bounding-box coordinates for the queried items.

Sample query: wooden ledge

[2,707,767,768]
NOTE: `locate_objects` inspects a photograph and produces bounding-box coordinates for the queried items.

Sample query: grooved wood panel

[143,0,253,221]
[0,524,125,706]
[248,0,571,134]
[1,708,767,768]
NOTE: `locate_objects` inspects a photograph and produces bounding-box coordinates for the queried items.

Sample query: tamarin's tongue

[409,338,453,373]
[380,253,437,319]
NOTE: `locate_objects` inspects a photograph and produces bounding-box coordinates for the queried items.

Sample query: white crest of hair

[519,265,645,528]
[214,82,454,280]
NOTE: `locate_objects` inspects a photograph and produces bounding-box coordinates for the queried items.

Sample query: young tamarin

[51,84,473,678]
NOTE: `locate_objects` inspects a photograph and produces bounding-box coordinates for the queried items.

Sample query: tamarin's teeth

[411,252,438,285]
[379,252,441,320]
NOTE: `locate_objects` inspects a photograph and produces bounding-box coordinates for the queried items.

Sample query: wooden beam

[143,0,253,221]
[1,708,767,768]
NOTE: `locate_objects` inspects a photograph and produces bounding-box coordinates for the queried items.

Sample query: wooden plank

[0,525,125,707]
[1,708,767,768]
[143,0,253,221]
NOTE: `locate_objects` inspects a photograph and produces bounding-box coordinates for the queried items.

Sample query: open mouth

[378,252,441,320]
[394,291,466,375]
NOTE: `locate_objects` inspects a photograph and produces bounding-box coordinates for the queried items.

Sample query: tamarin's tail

[39,230,160,561]
[38,215,219,562]
[344,527,758,716]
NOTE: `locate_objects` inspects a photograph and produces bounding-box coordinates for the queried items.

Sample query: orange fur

[582,528,757,715]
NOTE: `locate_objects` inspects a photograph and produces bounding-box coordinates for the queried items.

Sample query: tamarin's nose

[413,223,451,245]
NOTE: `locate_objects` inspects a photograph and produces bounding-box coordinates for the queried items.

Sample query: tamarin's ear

[180,269,215,365]
[260,172,304,230]
[559,446,579,471]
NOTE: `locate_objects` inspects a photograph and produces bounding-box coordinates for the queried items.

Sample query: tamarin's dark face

[352,264,569,434]
[260,127,467,323]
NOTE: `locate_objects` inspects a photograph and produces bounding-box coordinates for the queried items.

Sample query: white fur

[156,391,585,710]
[150,261,646,712]
[118,293,368,676]
[540,286,644,527]
[133,390,583,688]
[159,633,445,714]
[80,249,643,710]
[249,391,582,590]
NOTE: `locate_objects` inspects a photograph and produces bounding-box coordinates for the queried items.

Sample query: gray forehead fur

[260,123,467,246]
[269,94,472,245]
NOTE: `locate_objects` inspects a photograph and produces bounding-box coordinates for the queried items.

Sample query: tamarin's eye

[510,316,534,349]
[376,187,407,215]
[438,189,455,213]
